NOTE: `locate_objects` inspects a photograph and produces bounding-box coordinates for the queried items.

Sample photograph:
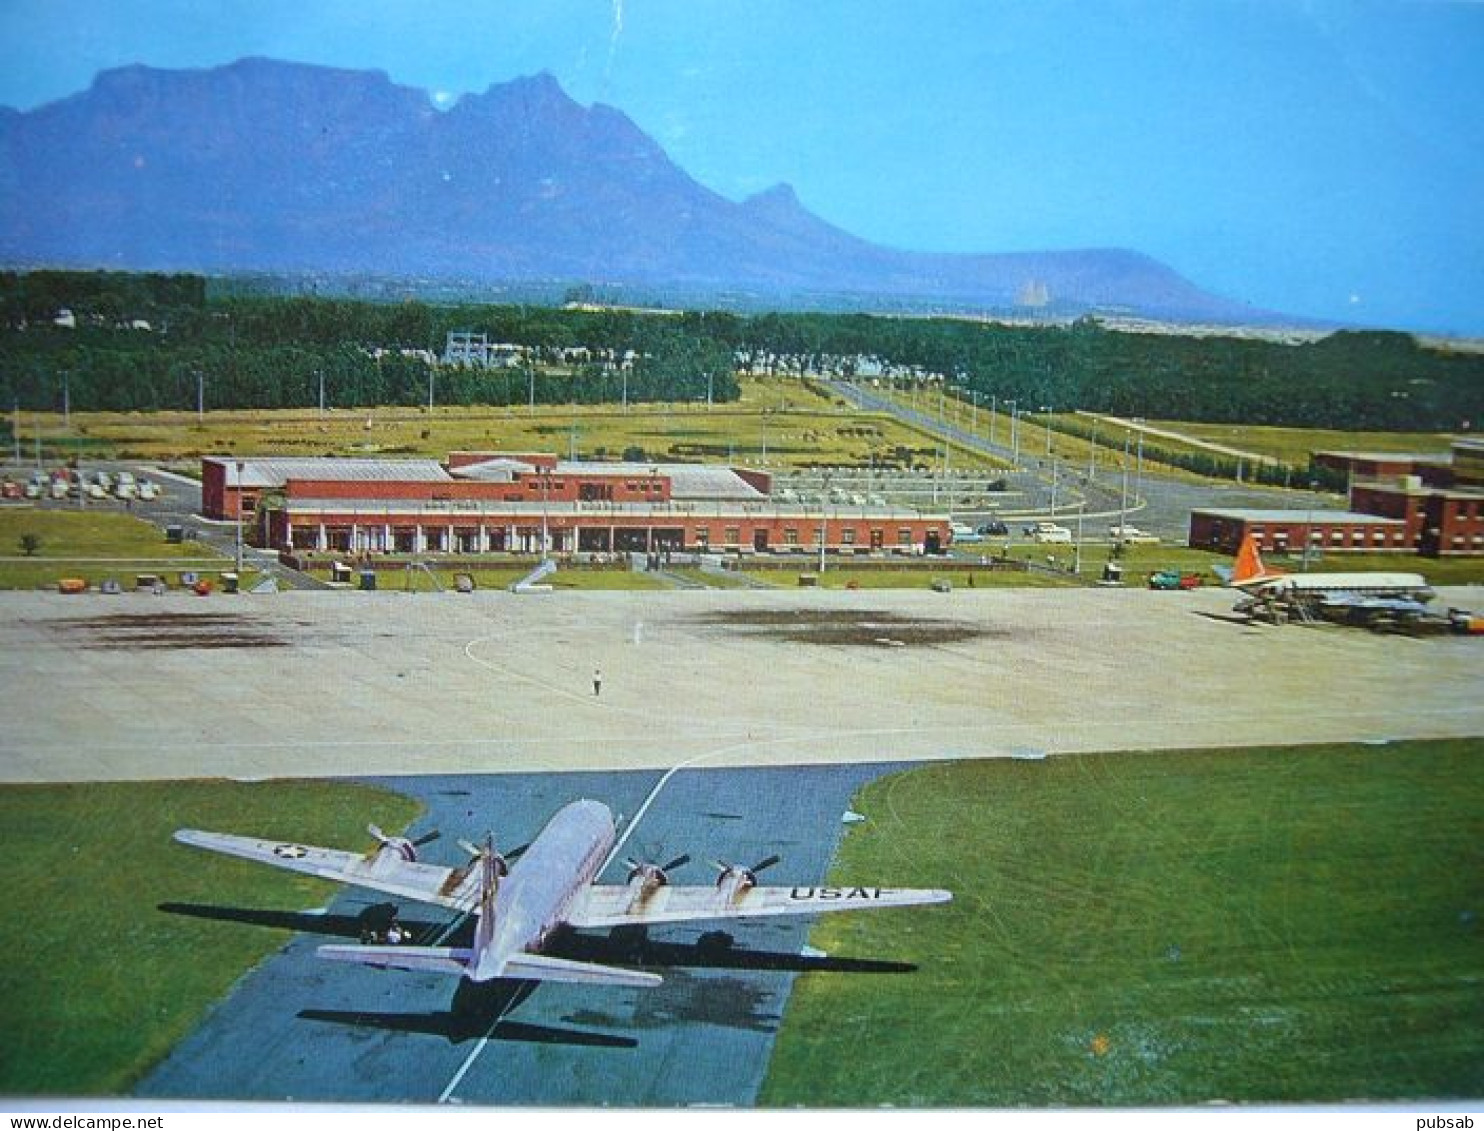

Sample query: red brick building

[206,454,949,558]
[1190,439,1484,557]
[1188,508,1410,556]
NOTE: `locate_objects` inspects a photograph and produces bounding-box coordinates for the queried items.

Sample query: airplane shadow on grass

[160,902,917,1046]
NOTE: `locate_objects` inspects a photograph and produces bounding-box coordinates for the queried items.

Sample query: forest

[1,269,1480,432]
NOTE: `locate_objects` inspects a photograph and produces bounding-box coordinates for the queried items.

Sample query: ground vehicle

[136,480,160,502]
[977,520,1009,536]
[114,471,137,499]
[1027,522,1072,544]
[950,522,984,544]
[1109,524,1160,544]
[1,480,20,499]
[1148,570,1203,590]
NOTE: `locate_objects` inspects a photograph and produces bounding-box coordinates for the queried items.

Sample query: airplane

[1219,532,1434,626]
[174,798,951,989]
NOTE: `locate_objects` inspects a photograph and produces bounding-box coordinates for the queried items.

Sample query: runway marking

[438,740,746,1105]
[438,998,518,1105]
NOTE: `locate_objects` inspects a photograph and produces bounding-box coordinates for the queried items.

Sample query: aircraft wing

[1318,593,1429,613]
[173,829,477,912]
[565,883,952,929]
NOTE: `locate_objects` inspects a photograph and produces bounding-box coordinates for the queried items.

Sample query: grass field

[0,509,240,590]
[740,565,1078,590]
[760,740,1484,1106]
[303,562,675,592]
[1146,421,1457,466]
[18,375,998,473]
[0,779,420,1095]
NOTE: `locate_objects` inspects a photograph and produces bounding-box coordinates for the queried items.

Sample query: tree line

[0,270,1479,432]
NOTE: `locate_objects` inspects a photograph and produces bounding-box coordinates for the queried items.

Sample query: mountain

[0,58,1269,322]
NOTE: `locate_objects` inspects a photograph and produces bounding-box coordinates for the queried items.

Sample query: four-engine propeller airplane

[1220,532,1434,626]
[174,799,951,988]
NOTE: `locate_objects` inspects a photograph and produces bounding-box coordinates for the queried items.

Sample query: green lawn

[21,374,997,472]
[762,741,1484,1107]
[0,779,420,1095]
[301,562,674,591]
[1147,421,1456,466]
[0,508,239,590]
[741,565,1077,590]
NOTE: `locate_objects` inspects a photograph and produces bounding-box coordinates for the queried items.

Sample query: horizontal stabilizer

[317,943,472,977]
[501,953,662,988]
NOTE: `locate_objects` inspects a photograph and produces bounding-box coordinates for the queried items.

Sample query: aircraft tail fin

[317,944,472,977]
[1231,532,1281,586]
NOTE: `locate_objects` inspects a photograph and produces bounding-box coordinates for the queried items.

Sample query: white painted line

[437,741,733,1104]
[438,998,516,1105]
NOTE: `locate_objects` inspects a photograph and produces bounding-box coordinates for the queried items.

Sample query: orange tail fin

[1232,532,1280,585]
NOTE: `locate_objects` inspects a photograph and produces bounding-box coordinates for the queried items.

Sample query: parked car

[1028,522,1073,544]
[950,522,984,544]
[976,520,1010,536]
[1109,524,1160,544]
[1148,570,1203,590]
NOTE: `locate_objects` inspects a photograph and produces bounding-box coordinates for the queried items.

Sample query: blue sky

[2,0,1482,334]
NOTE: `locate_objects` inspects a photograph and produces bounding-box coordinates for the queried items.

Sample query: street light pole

[1119,432,1131,532]
[234,459,245,575]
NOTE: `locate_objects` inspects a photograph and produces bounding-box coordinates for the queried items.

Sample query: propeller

[367,824,440,863]
[457,834,511,878]
[712,854,781,890]
[624,853,691,887]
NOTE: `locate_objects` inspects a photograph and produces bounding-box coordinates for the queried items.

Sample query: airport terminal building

[202,453,952,557]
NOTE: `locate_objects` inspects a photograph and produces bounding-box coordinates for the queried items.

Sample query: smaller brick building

[1189,508,1410,556]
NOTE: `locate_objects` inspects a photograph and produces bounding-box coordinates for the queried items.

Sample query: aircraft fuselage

[472,798,615,982]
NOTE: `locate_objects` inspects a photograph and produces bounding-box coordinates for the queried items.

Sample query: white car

[1029,523,1073,544]
[1109,525,1160,544]
[950,522,984,544]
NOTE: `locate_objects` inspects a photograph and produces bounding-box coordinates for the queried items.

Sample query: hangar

[202,453,952,558]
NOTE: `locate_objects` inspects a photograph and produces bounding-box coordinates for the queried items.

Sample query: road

[826,380,1338,542]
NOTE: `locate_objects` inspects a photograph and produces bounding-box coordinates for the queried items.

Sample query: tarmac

[141,764,907,1106]
[5,583,1481,1107]
[2,584,1482,785]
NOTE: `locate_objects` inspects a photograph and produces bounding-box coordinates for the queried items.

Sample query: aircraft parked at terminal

[1220,533,1434,626]
[175,799,951,988]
